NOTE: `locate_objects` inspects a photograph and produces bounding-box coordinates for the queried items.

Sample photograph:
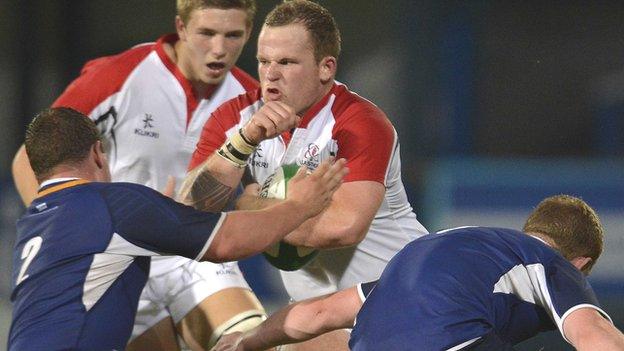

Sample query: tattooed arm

[181,101,300,212]
[178,153,243,211]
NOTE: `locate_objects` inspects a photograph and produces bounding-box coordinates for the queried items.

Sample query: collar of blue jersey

[529,235,552,247]
[37,178,90,198]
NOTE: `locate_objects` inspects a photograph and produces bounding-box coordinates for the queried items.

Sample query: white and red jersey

[52,34,258,275]
[190,83,428,300]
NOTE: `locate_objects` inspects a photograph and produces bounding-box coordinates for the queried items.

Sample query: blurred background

[1,1,623,349]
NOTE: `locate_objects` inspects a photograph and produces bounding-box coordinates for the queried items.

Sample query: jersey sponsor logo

[142,114,154,129]
[215,263,238,276]
[250,145,269,168]
[134,113,159,139]
[300,143,320,169]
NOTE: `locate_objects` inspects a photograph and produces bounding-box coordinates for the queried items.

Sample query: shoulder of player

[52,43,155,113]
[91,182,162,203]
[93,182,187,220]
[229,66,259,91]
[330,95,394,144]
[79,43,155,80]
[331,86,392,129]
[212,88,262,122]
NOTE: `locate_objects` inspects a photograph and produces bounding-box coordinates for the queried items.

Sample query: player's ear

[175,15,187,41]
[319,56,337,84]
[570,256,592,274]
[92,141,106,170]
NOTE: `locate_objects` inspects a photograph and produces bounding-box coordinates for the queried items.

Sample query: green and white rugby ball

[260,164,319,271]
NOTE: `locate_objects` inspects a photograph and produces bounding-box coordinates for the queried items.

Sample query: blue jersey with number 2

[9,180,223,350]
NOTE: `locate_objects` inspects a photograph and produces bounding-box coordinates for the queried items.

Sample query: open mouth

[207,62,226,71]
[265,87,281,100]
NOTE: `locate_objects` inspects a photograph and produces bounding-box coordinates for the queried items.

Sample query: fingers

[246,102,300,142]
[307,159,332,180]
[303,159,348,207]
[290,165,309,183]
[323,159,348,199]
[310,158,348,187]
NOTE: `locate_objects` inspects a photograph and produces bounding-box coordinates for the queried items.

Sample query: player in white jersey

[11,1,267,350]
[180,1,428,349]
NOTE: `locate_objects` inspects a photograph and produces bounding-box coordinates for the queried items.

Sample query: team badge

[301,143,320,169]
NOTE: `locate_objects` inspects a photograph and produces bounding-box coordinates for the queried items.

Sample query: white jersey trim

[82,233,160,311]
[357,283,367,303]
[39,177,80,189]
[559,303,613,344]
[436,226,476,235]
[492,264,540,304]
[446,337,481,351]
[194,212,227,261]
[491,263,603,343]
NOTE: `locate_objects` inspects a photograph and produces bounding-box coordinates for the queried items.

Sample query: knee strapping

[208,309,267,348]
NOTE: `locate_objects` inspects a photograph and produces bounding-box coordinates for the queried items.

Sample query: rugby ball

[260,164,319,271]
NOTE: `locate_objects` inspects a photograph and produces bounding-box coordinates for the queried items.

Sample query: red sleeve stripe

[52,44,154,116]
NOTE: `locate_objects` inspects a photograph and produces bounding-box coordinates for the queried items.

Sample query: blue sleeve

[546,257,600,316]
[100,183,223,260]
[543,256,612,339]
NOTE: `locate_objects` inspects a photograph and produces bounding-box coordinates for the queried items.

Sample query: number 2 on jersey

[16,236,43,285]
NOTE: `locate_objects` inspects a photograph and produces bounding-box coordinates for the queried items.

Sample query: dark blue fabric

[9,181,220,350]
[349,227,600,351]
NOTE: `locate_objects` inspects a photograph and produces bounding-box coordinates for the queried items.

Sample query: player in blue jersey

[8,107,347,351]
[212,195,624,351]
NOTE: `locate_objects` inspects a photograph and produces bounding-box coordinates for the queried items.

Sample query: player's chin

[201,74,226,86]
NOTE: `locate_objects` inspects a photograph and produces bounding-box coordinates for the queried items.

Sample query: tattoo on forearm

[179,168,235,212]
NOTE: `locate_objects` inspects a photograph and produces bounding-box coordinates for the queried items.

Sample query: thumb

[161,175,176,198]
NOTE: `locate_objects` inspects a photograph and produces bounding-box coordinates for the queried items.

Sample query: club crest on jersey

[300,143,320,168]
[134,113,159,139]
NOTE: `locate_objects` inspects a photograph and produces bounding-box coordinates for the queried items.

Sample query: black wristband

[239,128,257,146]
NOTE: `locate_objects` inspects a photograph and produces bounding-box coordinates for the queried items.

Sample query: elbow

[286,301,335,338]
[323,222,369,248]
[202,239,245,263]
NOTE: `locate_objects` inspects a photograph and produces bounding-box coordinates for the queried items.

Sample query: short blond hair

[523,195,604,274]
[265,0,341,62]
[177,0,256,27]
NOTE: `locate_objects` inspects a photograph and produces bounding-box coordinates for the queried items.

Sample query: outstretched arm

[203,159,347,262]
[211,286,362,351]
[237,181,385,249]
[564,307,624,350]
[178,154,243,211]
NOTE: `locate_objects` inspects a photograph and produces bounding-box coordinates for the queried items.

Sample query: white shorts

[130,258,250,340]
